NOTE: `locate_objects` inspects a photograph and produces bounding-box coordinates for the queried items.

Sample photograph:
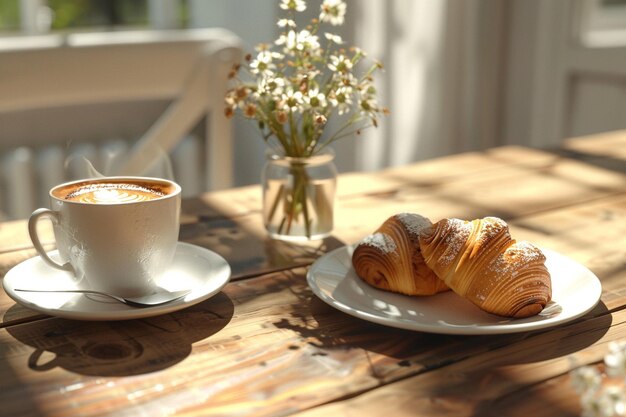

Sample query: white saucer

[307,245,602,335]
[3,242,231,321]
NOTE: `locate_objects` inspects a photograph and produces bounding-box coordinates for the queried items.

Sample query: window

[579,0,626,47]
[0,0,188,34]
[49,0,149,30]
[0,0,20,33]
[590,0,626,30]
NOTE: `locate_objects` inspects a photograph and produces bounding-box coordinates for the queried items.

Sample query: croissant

[352,213,449,296]
[419,217,552,318]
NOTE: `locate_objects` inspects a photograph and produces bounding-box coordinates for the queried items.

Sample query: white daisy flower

[282,88,305,111]
[296,30,320,52]
[580,391,611,417]
[277,30,321,56]
[324,32,343,44]
[303,88,327,110]
[571,366,603,395]
[280,0,306,12]
[360,96,378,112]
[329,85,353,115]
[581,386,626,417]
[277,18,296,28]
[275,31,292,47]
[257,76,286,97]
[320,0,347,26]
[336,72,357,88]
[250,51,277,76]
[600,385,625,416]
[328,54,353,73]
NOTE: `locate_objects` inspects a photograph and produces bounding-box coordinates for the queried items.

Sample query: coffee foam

[53,179,175,204]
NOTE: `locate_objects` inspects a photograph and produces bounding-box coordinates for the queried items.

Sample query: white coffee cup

[28,176,181,297]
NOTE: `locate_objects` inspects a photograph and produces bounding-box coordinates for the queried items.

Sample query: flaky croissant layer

[419,217,552,318]
[352,213,449,296]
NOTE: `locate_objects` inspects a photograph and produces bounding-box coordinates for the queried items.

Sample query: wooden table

[1,130,625,417]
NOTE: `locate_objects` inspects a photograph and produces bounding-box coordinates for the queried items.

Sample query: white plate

[307,246,602,335]
[3,242,231,321]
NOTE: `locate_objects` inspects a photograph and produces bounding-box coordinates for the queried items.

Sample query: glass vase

[262,148,337,242]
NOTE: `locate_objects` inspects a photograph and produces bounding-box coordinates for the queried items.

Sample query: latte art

[36,176,181,298]
[64,183,165,204]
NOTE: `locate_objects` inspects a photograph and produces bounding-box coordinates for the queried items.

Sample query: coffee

[30,176,182,297]
[54,179,173,204]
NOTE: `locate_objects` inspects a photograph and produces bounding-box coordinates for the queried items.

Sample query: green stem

[294,164,311,238]
[272,162,312,238]
[267,116,292,155]
[316,123,375,153]
[267,183,285,224]
[288,109,303,156]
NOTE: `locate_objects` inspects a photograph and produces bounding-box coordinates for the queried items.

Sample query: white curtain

[346,0,505,172]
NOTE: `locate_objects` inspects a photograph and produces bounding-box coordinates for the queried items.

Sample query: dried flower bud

[245,53,252,62]
[276,111,288,124]
[236,87,248,99]
[244,103,257,118]
[228,70,237,79]
[224,107,234,119]
[299,76,309,92]
[383,107,391,115]
[315,114,327,125]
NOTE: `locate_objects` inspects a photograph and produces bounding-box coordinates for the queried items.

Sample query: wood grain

[293,312,626,417]
[0,260,621,417]
[0,133,624,417]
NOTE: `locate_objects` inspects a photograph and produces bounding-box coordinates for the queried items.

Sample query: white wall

[349,0,510,173]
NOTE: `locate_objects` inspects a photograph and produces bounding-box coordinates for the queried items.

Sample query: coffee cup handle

[28,208,75,273]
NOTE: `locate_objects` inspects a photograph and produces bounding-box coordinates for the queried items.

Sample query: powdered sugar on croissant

[352,213,449,296]
[419,217,552,318]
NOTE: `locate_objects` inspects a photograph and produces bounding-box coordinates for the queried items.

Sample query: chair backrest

[0,28,242,219]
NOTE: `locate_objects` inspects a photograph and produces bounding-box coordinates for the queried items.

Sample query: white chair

[0,28,242,219]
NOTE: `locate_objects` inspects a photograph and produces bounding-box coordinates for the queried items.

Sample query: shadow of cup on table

[4,293,234,376]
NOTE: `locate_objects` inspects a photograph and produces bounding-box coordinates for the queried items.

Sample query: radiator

[0,135,203,221]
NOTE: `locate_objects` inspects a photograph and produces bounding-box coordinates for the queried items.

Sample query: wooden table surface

[1,130,625,417]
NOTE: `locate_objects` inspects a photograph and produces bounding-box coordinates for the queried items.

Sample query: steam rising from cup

[64,142,175,183]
